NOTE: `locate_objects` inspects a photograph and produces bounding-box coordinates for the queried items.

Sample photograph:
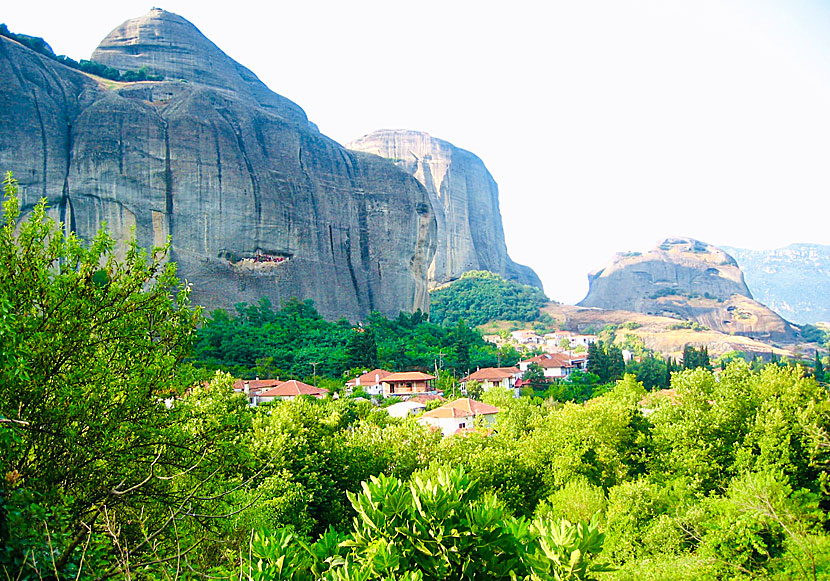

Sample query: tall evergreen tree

[814,351,825,382]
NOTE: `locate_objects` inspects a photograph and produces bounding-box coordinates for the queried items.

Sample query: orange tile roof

[345,368,393,387]
[463,367,520,381]
[420,398,499,419]
[384,371,436,382]
[260,380,329,397]
[408,394,446,403]
[522,353,576,369]
[233,378,282,391]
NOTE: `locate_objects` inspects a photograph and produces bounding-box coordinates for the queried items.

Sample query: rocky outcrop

[578,237,800,343]
[347,130,542,290]
[722,244,830,325]
[0,9,437,321]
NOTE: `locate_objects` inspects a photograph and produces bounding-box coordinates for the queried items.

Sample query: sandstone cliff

[0,9,437,321]
[346,130,542,290]
[578,237,800,343]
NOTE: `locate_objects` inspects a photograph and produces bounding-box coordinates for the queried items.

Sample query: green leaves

[250,467,611,580]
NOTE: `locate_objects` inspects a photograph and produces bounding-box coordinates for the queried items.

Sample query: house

[544,331,598,350]
[510,329,544,345]
[232,378,282,406]
[258,380,329,403]
[345,368,393,396]
[461,367,522,397]
[519,353,588,380]
[417,398,500,437]
[385,400,427,418]
[381,371,437,397]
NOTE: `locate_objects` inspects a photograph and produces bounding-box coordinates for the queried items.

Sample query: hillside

[723,243,830,324]
[541,303,802,359]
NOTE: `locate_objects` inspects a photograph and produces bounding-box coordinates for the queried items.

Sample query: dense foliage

[2,173,829,579]
[192,299,522,380]
[248,467,611,580]
[429,270,549,326]
[0,23,164,82]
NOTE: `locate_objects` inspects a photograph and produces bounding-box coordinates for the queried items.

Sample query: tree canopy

[429,271,549,326]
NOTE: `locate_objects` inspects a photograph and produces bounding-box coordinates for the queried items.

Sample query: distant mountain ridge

[721,243,830,325]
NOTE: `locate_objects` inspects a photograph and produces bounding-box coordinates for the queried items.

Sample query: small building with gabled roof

[461,366,522,397]
[417,398,500,437]
[381,371,436,398]
[258,380,329,403]
[345,368,393,396]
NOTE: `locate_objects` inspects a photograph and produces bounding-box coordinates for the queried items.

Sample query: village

[230,329,603,437]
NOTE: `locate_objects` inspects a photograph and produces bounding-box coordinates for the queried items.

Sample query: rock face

[578,237,800,343]
[0,9,437,321]
[722,244,830,325]
[347,130,542,289]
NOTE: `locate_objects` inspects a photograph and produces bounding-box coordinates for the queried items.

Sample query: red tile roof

[260,380,329,398]
[521,353,576,369]
[408,394,446,403]
[233,378,282,391]
[463,367,520,382]
[345,368,393,387]
[420,398,499,419]
[384,371,436,382]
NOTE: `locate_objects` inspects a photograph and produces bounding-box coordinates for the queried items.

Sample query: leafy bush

[247,466,613,580]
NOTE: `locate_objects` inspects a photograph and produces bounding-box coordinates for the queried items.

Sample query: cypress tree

[815,351,825,382]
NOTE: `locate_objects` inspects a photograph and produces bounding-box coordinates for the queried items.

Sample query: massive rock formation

[722,243,830,325]
[347,130,542,290]
[578,237,800,343]
[0,9,437,321]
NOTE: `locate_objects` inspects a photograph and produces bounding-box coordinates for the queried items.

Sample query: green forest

[1,172,829,580]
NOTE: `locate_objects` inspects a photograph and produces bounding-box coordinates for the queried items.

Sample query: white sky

[4,1,830,304]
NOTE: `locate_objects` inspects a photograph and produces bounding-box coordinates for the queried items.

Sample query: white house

[385,400,427,418]
[519,353,588,380]
[345,368,393,396]
[417,398,500,437]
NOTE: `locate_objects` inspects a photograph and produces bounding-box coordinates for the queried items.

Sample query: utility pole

[310,361,319,386]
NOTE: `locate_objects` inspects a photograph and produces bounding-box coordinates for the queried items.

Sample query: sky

[4,1,830,304]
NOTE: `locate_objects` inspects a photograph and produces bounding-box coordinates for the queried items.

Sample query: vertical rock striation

[0,9,437,321]
[347,130,542,290]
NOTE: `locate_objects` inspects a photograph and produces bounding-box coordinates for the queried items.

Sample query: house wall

[419,413,498,437]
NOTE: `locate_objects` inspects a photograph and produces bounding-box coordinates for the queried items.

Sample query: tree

[346,327,379,369]
[682,344,711,371]
[523,362,547,394]
[814,351,825,383]
[588,341,624,383]
[0,172,209,574]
